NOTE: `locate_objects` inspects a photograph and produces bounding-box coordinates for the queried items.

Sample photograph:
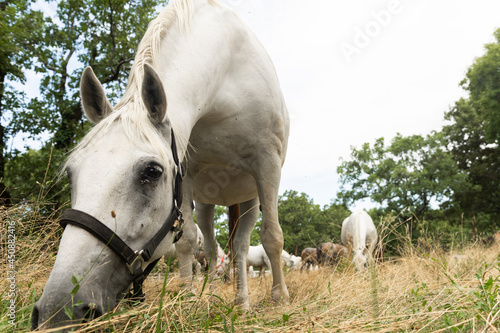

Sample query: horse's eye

[142,164,163,182]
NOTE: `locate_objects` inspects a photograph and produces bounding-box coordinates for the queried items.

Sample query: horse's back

[342,211,377,245]
[246,245,265,266]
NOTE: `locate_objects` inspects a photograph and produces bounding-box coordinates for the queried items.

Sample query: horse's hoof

[234,295,250,312]
[271,289,290,305]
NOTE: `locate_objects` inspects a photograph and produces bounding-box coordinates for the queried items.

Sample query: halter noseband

[59,128,184,302]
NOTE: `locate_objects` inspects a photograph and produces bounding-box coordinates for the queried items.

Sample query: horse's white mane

[117,0,219,110]
[64,0,218,172]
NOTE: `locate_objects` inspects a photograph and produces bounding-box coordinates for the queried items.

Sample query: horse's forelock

[62,104,173,177]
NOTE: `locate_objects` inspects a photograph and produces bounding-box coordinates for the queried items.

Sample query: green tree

[0,0,45,203]
[441,28,500,226]
[320,202,351,242]
[461,28,500,142]
[5,0,167,202]
[278,190,349,255]
[337,133,468,219]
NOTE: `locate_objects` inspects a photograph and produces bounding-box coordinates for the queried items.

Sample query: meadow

[1,203,499,332]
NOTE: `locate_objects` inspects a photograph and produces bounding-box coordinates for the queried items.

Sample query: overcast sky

[15,1,500,209]
[219,0,500,209]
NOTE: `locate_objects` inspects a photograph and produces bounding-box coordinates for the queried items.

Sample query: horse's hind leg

[232,198,259,310]
[255,155,290,305]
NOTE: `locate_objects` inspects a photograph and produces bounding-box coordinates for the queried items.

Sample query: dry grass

[2,204,500,332]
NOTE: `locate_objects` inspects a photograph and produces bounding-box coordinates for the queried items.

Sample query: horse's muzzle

[31,295,105,331]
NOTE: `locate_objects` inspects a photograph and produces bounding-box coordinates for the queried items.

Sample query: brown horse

[482,232,500,247]
[301,247,318,271]
[317,242,347,266]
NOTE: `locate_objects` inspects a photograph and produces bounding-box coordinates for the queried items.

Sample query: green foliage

[5,143,70,205]
[461,28,500,142]
[443,89,500,224]
[443,27,500,225]
[337,133,467,219]
[471,263,500,326]
[278,190,350,255]
[0,0,47,201]
[4,0,167,203]
[10,0,167,147]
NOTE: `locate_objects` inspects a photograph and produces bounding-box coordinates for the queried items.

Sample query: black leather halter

[59,128,184,302]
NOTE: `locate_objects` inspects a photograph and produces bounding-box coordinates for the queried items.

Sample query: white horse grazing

[286,254,302,270]
[341,211,378,270]
[32,0,289,329]
[247,244,291,277]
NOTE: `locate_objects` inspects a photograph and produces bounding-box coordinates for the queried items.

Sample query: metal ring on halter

[126,250,146,275]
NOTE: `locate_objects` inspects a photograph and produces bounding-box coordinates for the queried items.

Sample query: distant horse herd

[177,210,380,280]
[186,211,500,279]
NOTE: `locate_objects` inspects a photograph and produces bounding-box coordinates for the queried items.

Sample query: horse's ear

[142,63,167,124]
[80,67,113,124]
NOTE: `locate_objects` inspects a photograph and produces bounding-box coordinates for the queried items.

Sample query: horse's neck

[352,219,367,249]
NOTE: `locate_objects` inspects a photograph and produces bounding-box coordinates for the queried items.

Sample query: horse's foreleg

[232,198,259,310]
[195,202,219,284]
[347,242,353,263]
[256,156,290,305]
[174,178,196,289]
[366,237,378,265]
[174,213,197,288]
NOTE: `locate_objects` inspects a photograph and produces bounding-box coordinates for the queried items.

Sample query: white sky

[13,0,500,209]
[220,0,500,209]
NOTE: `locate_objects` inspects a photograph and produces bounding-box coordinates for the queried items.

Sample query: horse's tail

[228,204,240,278]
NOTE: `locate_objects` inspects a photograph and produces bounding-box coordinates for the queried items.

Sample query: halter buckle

[126,250,145,275]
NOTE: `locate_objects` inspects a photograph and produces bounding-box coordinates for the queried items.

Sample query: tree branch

[102,58,134,84]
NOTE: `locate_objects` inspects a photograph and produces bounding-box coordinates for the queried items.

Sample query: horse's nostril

[31,304,40,330]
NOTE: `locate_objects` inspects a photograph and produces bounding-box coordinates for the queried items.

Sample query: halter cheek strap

[59,208,181,302]
[59,208,181,273]
[59,128,184,303]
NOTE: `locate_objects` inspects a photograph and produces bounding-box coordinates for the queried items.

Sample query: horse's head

[352,249,368,271]
[32,64,182,330]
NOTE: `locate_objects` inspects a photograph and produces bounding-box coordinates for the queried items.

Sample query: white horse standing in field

[247,244,291,277]
[341,211,378,271]
[32,0,289,329]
